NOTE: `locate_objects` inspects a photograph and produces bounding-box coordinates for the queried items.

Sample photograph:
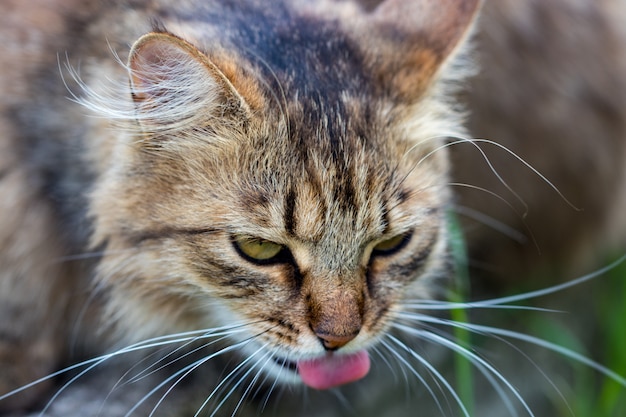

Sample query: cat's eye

[233,236,284,264]
[372,231,412,256]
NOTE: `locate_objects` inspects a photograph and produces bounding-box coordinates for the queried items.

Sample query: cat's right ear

[358,0,482,101]
[127,32,251,135]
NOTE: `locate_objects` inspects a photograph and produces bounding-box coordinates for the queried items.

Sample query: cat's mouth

[272,350,371,390]
[271,356,298,372]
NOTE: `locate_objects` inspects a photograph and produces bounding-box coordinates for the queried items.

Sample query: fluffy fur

[0,0,624,416]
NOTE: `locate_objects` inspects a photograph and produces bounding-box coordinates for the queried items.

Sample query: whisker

[449,182,519,212]
[70,284,102,354]
[395,324,535,416]
[462,255,625,307]
[124,337,254,417]
[53,245,157,263]
[468,322,626,387]
[404,255,625,312]
[95,342,182,417]
[379,337,450,415]
[371,344,402,385]
[399,311,626,388]
[194,343,270,417]
[38,333,209,416]
[219,350,274,417]
[413,138,531,216]
[447,184,537,249]
[258,355,289,414]
[399,301,560,313]
[452,136,581,212]
[328,389,355,415]
[236,352,277,417]
[125,323,258,384]
[404,133,581,220]
[426,317,575,417]
[0,326,244,406]
[154,344,266,417]
[452,204,528,244]
[70,254,157,352]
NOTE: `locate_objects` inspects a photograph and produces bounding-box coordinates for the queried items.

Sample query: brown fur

[0,0,624,416]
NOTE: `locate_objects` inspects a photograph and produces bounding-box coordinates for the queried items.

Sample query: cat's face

[86,0,478,389]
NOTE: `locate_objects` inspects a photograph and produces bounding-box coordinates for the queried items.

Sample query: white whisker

[224,351,274,417]
[452,204,528,244]
[411,316,574,416]
[405,133,581,220]
[54,245,155,263]
[463,255,624,307]
[124,337,252,417]
[379,337,450,415]
[404,255,625,312]
[395,324,535,416]
[237,353,276,416]
[331,390,356,414]
[0,328,217,404]
[414,137,531,216]
[398,310,626,391]
[467,322,626,387]
[385,333,471,416]
[125,323,255,385]
[449,182,517,209]
[400,301,560,313]
[258,355,289,414]
[452,136,581,212]
[195,344,270,417]
[371,344,402,385]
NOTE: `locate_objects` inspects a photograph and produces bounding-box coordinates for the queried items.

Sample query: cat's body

[458,0,626,286]
[1,0,624,416]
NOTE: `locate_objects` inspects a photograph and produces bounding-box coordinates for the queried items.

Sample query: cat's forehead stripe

[283,186,297,237]
[284,170,393,243]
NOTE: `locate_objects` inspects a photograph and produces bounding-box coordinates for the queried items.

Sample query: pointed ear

[359,0,481,100]
[127,32,250,134]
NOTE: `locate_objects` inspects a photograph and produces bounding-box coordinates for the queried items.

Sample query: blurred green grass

[452,256,626,416]
[449,213,626,416]
[535,256,626,417]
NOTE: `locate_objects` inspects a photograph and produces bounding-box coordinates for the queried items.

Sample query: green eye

[233,236,284,263]
[372,232,412,256]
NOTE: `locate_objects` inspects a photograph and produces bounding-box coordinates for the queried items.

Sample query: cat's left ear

[127,32,251,135]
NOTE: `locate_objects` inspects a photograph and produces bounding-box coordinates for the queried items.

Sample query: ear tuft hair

[127,32,250,135]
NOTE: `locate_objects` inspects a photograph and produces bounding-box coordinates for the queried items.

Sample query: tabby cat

[1,0,625,416]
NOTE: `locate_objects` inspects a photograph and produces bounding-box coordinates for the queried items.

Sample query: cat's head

[87,0,479,389]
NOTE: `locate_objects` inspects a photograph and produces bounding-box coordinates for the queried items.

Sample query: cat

[0,0,624,416]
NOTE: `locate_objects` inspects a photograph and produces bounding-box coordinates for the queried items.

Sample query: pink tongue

[297,350,370,390]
